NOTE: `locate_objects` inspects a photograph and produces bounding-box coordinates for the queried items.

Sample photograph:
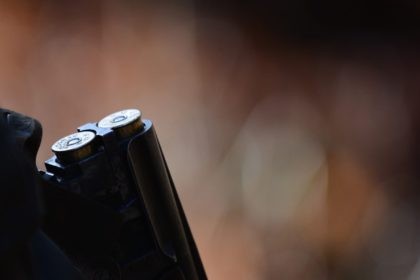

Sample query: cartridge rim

[98,109,143,138]
[97,109,141,129]
[52,131,96,153]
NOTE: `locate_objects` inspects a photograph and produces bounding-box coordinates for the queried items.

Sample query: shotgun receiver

[0,108,206,280]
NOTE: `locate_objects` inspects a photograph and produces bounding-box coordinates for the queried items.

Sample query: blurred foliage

[0,1,420,279]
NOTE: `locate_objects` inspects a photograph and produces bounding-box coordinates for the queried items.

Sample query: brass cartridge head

[51,131,96,163]
[97,109,142,138]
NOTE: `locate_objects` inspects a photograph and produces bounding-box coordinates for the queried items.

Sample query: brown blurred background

[1,1,420,279]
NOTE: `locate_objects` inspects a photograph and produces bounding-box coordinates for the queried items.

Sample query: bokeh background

[1,1,420,279]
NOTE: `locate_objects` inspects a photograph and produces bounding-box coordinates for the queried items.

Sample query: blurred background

[1,0,420,279]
